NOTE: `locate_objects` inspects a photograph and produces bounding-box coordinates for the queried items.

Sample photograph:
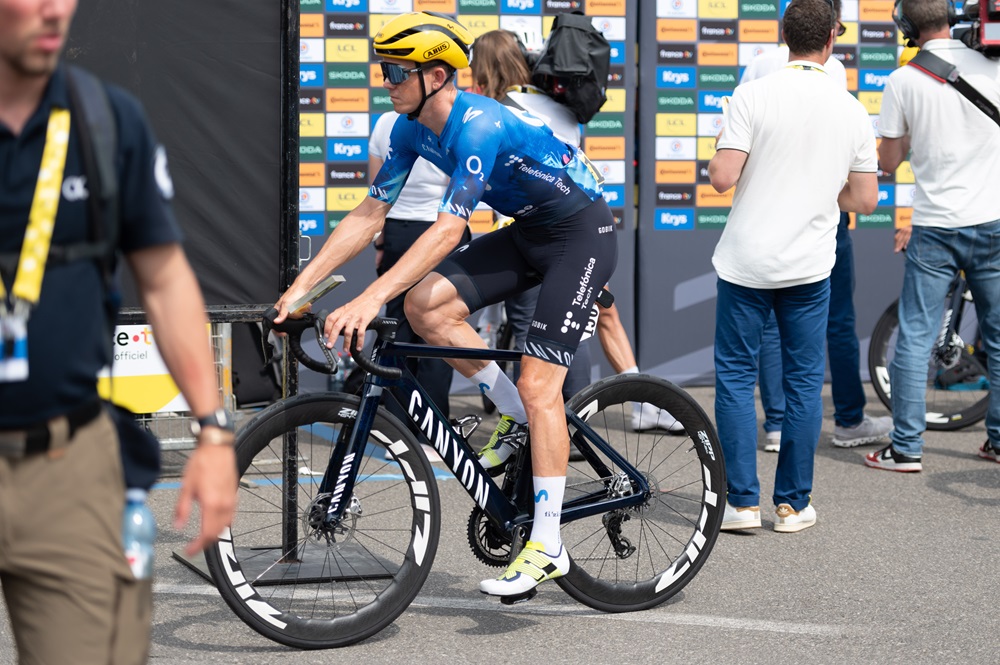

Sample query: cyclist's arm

[360,210,469,306]
[275,195,391,322]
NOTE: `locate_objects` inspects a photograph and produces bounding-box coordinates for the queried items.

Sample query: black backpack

[530,11,611,124]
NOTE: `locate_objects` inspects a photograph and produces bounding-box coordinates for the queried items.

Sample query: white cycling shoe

[480,541,570,600]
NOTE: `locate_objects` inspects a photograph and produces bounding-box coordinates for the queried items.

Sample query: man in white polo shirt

[870,0,1000,472]
[741,0,893,455]
[708,0,878,533]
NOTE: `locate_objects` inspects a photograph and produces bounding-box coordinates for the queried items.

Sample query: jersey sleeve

[852,101,879,172]
[716,85,752,153]
[437,109,504,220]
[878,74,908,139]
[368,112,395,160]
[108,86,184,253]
[369,117,418,205]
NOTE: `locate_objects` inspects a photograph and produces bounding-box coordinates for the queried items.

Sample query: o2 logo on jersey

[465,155,484,181]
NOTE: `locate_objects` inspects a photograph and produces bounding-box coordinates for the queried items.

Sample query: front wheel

[869,299,988,430]
[204,393,441,649]
[556,374,725,612]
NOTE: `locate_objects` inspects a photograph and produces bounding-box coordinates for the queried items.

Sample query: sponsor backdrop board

[67,1,282,307]
[638,0,906,384]
[299,0,637,390]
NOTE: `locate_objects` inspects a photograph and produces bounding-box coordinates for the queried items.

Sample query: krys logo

[327,138,367,161]
[327,0,363,9]
[655,208,694,230]
[503,0,538,11]
[658,66,696,88]
[859,69,890,91]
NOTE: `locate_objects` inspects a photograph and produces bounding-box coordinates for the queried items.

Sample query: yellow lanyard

[785,63,827,74]
[0,108,71,309]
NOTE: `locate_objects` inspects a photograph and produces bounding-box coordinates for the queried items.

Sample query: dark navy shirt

[370,91,603,228]
[0,66,182,428]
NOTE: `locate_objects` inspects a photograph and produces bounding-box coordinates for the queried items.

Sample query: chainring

[467,506,512,568]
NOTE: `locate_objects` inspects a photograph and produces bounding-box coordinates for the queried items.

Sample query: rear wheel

[556,374,725,612]
[869,298,988,430]
[204,393,440,649]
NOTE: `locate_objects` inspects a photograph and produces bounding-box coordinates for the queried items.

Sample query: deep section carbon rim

[556,374,725,612]
[205,393,440,649]
[869,299,988,430]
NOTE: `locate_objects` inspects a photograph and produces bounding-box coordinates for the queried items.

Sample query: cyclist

[274,11,616,599]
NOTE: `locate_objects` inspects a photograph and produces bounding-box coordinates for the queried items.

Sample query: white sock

[470,363,527,422]
[621,365,639,375]
[528,475,565,554]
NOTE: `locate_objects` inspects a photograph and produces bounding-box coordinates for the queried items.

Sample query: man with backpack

[0,1,237,662]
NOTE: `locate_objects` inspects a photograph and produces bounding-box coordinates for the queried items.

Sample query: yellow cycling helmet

[373,12,473,71]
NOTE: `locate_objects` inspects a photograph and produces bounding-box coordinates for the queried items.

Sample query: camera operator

[871,0,1000,471]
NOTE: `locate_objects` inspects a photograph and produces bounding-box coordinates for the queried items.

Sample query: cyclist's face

[0,0,76,80]
[381,57,427,112]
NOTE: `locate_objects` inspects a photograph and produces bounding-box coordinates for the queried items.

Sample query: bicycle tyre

[555,374,725,612]
[204,392,441,649]
[869,299,988,431]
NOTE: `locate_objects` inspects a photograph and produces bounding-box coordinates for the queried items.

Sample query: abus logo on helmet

[424,42,450,59]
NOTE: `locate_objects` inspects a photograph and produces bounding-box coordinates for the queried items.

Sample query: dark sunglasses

[380,61,424,85]
[836,21,847,37]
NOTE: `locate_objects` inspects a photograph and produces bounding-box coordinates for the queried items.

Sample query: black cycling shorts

[434,198,618,367]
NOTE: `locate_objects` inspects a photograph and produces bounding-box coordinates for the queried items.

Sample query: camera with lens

[954,0,1000,57]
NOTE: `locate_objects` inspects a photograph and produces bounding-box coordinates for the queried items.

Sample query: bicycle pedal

[451,414,482,439]
[499,588,537,605]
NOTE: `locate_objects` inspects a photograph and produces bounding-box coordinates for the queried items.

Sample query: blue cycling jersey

[370,91,603,228]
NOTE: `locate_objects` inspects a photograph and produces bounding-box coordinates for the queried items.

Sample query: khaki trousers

[0,411,151,665]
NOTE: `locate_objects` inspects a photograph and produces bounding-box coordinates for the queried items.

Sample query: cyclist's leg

[481,199,617,597]
[889,227,957,458]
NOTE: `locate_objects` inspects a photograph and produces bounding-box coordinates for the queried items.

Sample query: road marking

[154,584,843,636]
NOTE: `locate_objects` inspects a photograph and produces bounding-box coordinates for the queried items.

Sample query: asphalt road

[2,385,998,664]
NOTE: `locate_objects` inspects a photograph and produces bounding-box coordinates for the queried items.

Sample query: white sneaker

[631,401,685,434]
[773,503,817,533]
[720,502,761,530]
[763,430,781,453]
[832,414,893,448]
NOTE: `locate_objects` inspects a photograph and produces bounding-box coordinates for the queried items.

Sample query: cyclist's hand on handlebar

[272,287,312,326]
[324,294,383,352]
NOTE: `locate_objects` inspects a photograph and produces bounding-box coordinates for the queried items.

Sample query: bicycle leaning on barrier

[868,271,989,430]
[203,281,726,649]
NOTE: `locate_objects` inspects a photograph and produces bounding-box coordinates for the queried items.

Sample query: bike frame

[314,334,650,539]
[933,274,970,366]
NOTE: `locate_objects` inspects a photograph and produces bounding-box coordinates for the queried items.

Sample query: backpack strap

[908,50,1000,128]
[65,65,120,280]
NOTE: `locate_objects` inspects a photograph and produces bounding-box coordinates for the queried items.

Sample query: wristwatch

[190,408,235,444]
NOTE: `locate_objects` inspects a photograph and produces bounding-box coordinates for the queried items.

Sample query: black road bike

[204,305,725,649]
[868,273,989,430]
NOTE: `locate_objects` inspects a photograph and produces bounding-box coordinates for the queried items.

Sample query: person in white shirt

[708,0,878,533]
[741,0,893,454]
[869,0,1000,472]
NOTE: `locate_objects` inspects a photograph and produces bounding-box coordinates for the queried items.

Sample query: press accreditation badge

[0,315,29,382]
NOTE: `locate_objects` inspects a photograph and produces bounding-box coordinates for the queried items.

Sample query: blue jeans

[715,278,830,510]
[890,221,1000,456]
[758,214,866,429]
